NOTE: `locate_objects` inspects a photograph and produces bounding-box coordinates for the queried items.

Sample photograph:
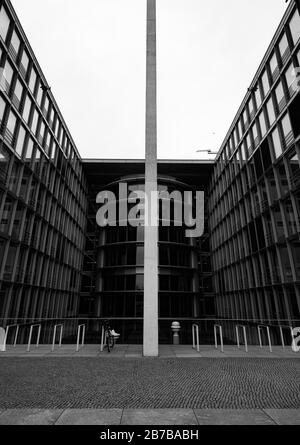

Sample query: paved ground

[0,408,299,425]
[0,357,299,410]
[0,344,298,358]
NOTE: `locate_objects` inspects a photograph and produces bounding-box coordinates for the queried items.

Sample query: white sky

[11,0,289,160]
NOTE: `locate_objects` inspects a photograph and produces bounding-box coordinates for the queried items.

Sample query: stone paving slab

[194,409,275,425]
[0,409,63,425]
[55,409,122,425]
[121,409,198,425]
[264,409,300,425]
[0,409,299,425]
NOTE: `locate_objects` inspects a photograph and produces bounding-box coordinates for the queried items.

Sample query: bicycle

[102,320,120,353]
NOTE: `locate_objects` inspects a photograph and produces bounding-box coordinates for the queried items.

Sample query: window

[0,7,10,42]
[29,67,37,94]
[22,95,32,123]
[285,63,296,94]
[31,109,39,134]
[10,30,20,59]
[281,113,293,140]
[289,8,300,45]
[269,53,278,77]
[279,33,289,61]
[6,111,17,144]
[36,83,43,107]
[248,98,254,119]
[266,98,276,126]
[238,119,243,139]
[255,85,262,109]
[20,51,29,77]
[261,70,270,97]
[242,109,248,129]
[2,59,14,93]
[13,79,23,107]
[272,127,282,159]
[24,137,34,162]
[16,125,26,156]
[0,96,6,123]
[39,120,45,143]
[252,123,258,145]
[275,82,285,111]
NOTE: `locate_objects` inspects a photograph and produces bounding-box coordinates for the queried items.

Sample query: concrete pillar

[143,0,158,357]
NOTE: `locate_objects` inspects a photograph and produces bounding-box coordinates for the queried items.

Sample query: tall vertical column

[143,0,158,357]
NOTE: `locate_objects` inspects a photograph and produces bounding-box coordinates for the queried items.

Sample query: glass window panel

[272,127,282,159]
[275,82,284,106]
[0,145,11,178]
[0,7,10,41]
[238,119,243,139]
[281,113,293,138]
[248,97,254,116]
[14,79,23,102]
[261,70,270,97]
[22,95,32,123]
[6,110,17,136]
[29,67,37,94]
[259,112,267,137]
[1,59,14,92]
[20,50,29,75]
[36,83,43,107]
[16,125,26,156]
[0,96,6,123]
[279,33,289,58]
[10,30,20,55]
[285,63,296,88]
[269,53,278,74]
[252,123,258,141]
[255,85,262,109]
[289,8,300,45]
[24,137,34,163]
[266,98,276,126]
[31,109,39,134]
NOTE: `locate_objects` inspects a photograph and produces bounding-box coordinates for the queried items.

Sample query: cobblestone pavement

[0,358,299,409]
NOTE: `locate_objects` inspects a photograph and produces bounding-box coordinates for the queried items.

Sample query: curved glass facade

[95,175,200,343]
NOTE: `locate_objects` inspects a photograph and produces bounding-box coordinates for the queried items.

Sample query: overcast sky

[12,0,288,160]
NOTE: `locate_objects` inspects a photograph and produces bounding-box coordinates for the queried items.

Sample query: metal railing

[52,324,63,352]
[27,324,41,352]
[192,323,200,353]
[76,324,86,352]
[214,324,224,353]
[3,324,19,351]
[236,324,248,353]
[279,325,294,349]
[257,325,272,353]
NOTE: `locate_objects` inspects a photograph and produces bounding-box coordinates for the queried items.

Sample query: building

[0,0,299,346]
[0,0,88,329]
[209,0,300,341]
[80,160,214,344]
